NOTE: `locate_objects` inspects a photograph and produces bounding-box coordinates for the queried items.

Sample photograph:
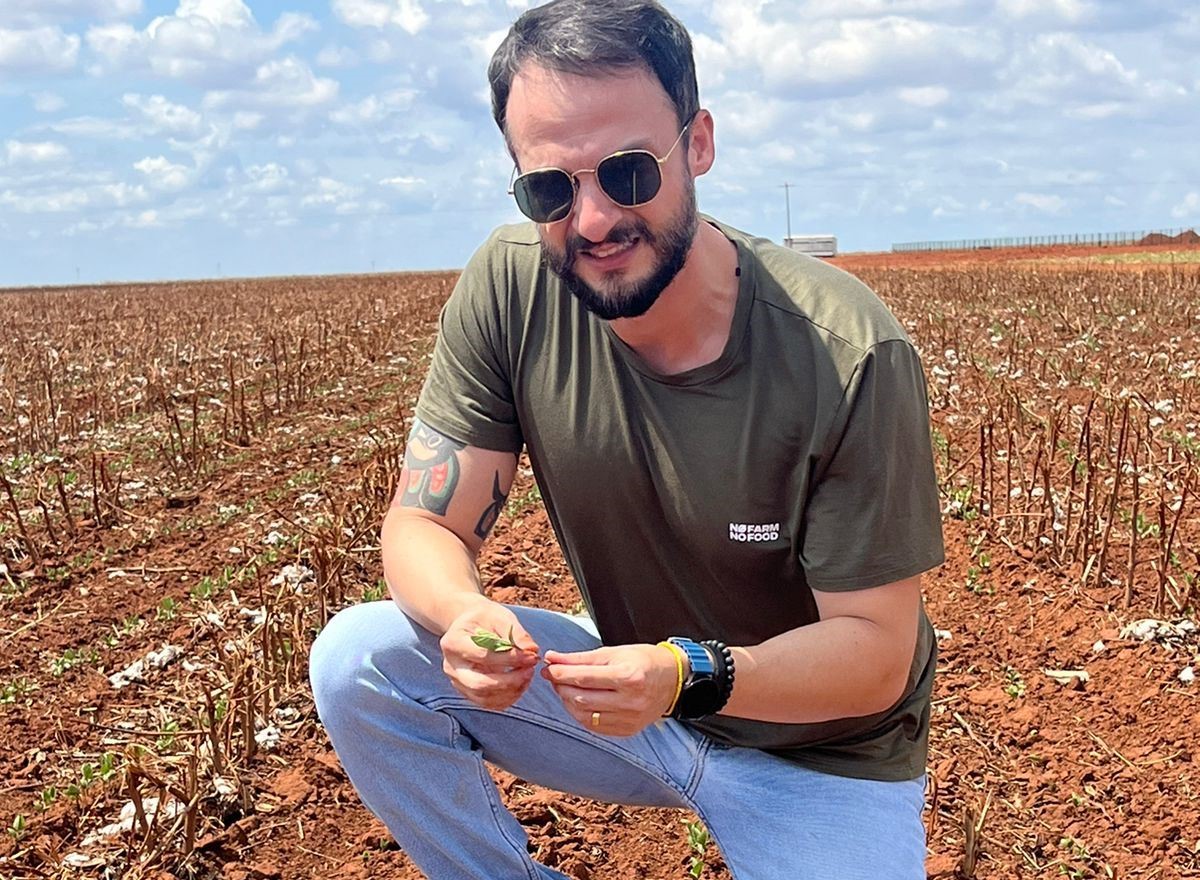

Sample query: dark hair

[488,0,699,140]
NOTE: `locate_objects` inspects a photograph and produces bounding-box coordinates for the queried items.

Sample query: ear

[686,109,715,178]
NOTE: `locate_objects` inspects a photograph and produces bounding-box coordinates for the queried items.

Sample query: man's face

[504,63,699,320]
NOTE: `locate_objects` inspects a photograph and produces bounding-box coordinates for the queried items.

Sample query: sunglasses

[508,121,692,224]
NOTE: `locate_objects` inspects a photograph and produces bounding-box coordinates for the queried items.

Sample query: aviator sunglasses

[508,120,692,224]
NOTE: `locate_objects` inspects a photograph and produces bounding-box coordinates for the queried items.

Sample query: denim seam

[424,695,687,795]
[438,705,542,880]
[681,736,713,800]
[675,741,739,880]
[474,750,542,880]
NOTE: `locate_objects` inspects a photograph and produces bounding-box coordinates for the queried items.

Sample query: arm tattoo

[397,419,466,516]
[474,471,507,540]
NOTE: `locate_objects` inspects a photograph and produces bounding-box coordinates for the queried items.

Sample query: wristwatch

[667,637,723,719]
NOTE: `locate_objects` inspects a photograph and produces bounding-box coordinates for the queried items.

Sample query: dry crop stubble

[0,259,1198,879]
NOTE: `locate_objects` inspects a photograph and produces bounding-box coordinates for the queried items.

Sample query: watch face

[679,678,722,718]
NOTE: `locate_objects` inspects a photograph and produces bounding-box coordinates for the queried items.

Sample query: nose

[570,172,623,243]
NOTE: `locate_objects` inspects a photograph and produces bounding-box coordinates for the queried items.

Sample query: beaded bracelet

[701,639,735,711]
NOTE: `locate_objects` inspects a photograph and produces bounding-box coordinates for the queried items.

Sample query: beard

[541,180,698,321]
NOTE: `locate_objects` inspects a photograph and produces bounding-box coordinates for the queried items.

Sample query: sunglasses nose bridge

[570,168,626,238]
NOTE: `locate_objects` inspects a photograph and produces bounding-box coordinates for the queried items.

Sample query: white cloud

[380,175,425,187]
[5,140,71,164]
[330,89,416,125]
[0,26,80,73]
[1172,192,1200,220]
[708,91,788,140]
[710,7,1000,95]
[997,0,1088,25]
[302,177,360,208]
[316,44,358,67]
[47,116,138,139]
[0,188,90,213]
[232,111,263,130]
[244,163,290,193]
[3,1,1200,284]
[333,0,431,34]
[175,0,254,29]
[203,57,339,110]
[134,155,191,190]
[0,181,147,213]
[0,0,141,28]
[32,91,66,112]
[898,86,949,107]
[1015,192,1067,213]
[85,1,317,83]
[122,93,206,136]
[932,195,966,218]
[1004,33,1139,106]
[125,209,162,228]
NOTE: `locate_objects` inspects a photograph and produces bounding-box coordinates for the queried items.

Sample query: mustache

[564,220,654,267]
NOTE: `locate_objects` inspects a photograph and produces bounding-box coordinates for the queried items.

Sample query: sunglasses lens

[514,170,575,223]
[597,152,662,207]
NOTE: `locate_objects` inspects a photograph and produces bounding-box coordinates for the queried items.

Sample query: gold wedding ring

[590,711,601,728]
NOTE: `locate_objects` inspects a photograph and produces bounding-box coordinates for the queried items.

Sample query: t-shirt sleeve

[414,242,524,454]
[800,339,945,590]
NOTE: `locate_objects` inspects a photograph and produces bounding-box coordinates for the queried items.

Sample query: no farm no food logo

[728,522,781,542]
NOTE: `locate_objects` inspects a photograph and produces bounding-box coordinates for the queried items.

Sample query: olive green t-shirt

[415,219,945,781]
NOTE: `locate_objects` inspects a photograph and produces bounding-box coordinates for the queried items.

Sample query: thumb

[506,621,540,655]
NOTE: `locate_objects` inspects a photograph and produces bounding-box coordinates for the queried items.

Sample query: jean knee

[310,602,400,717]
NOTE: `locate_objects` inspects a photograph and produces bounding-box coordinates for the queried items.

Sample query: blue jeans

[309,602,927,880]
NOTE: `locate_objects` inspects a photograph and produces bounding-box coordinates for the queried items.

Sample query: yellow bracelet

[657,641,686,717]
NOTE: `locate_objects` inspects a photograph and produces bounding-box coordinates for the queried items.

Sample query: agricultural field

[0,250,1198,880]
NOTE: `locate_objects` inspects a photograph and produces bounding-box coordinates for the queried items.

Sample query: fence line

[893,226,1200,253]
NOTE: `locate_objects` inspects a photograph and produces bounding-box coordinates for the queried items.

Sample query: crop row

[860,265,1199,612]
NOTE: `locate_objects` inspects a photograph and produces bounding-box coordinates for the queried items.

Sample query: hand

[541,644,679,737]
[440,600,541,711]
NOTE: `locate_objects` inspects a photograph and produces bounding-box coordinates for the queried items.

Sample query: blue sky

[1,0,1198,286]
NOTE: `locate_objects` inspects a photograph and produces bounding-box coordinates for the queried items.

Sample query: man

[310,1,944,877]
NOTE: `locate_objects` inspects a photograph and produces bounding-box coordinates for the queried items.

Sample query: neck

[608,221,739,375]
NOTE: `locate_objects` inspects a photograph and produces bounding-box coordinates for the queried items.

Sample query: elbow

[876,670,910,714]
[868,651,914,714]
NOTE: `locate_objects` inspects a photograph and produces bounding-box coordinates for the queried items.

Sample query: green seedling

[505,484,543,517]
[362,580,387,603]
[0,678,36,703]
[156,720,180,751]
[1003,666,1027,699]
[683,819,710,877]
[49,648,97,677]
[191,577,217,600]
[78,753,117,789]
[472,626,521,653]
[8,814,26,842]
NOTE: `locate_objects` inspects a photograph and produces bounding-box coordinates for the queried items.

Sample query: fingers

[542,647,607,665]
[436,603,549,710]
[554,693,641,738]
[451,613,540,656]
[459,643,540,672]
[541,662,624,690]
[445,657,537,710]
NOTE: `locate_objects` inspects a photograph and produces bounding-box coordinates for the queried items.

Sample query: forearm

[381,510,493,636]
[721,617,914,725]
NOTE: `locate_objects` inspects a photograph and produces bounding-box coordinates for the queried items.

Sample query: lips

[581,236,638,263]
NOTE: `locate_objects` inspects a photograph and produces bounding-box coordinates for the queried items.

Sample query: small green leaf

[471,627,517,653]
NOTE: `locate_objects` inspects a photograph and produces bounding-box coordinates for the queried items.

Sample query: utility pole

[780,182,793,243]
